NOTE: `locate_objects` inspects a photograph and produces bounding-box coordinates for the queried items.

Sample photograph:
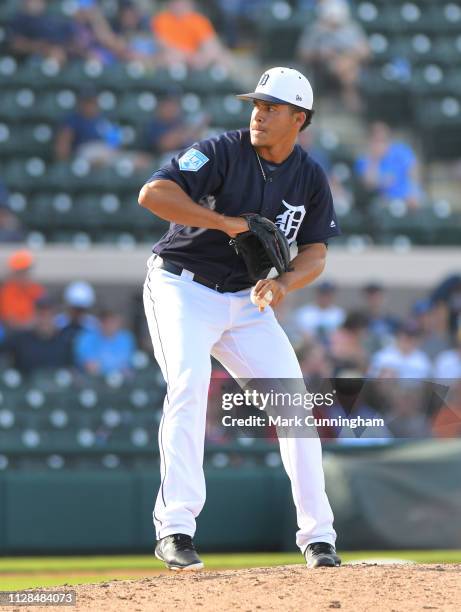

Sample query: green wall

[1,441,460,554]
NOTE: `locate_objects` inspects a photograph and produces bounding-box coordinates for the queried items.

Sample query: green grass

[0,551,459,590]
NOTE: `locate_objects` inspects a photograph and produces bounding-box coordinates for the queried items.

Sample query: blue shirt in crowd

[62,112,121,151]
[75,328,135,375]
[355,142,418,200]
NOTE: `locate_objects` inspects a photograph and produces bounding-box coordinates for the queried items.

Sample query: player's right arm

[138,179,247,237]
[139,135,249,237]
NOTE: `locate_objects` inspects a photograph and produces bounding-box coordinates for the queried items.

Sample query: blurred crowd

[2,248,460,382]
[0,248,459,442]
[7,0,371,75]
[8,0,233,70]
[286,278,461,380]
[207,277,461,443]
[0,0,428,246]
[0,249,136,377]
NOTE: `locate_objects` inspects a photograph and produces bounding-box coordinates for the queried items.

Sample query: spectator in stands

[297,340,334,380]
[69,0,132,64]
[368,320,432,379]
[151,0,232,70]
[142,95,210,156]
[412,298,451,359]
[355,122,423,210]
[54,88,150,169]
[0,249,44,330]
[386,383,432,438]
[433,320,461,379]
[361,282,400,351]
[112,0,161,67]
[55,87,121,163]
[297,0,370,111]
[298,128,353,213]
[294,281,345,344]
[429,274,461,339]
[329,311,370,375]
[75,309,136,376]
[212,0,267,48]
[0,183,25,243]
[55,281,99,342]
[8,0,77,66]
[0,295,74,374]
[297,127,333,175]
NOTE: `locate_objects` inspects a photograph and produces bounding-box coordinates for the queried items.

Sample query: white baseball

[250,287,273,308]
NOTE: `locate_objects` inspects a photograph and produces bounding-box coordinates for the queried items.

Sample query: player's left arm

[254,242,327,307]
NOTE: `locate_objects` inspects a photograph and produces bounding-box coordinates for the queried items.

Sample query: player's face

[250,100,300,147]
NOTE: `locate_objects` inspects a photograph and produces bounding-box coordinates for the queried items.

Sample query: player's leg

[143,261,227,541]
[211,294,337,555]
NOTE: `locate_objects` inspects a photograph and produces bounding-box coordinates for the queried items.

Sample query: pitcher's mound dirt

[19,563,461,612]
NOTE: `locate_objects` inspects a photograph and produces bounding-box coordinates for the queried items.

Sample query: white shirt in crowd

[433,349,461,379]
[368,345,432,378]
[295,304,345,336]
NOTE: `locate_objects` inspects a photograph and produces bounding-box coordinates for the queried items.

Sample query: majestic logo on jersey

[179,148,209,172]
[330,220,336,228]
[276,200,306,244]
[258,73,270,87]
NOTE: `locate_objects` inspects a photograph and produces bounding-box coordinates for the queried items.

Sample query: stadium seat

[206,96,251,129]
[3,157,49,191]
[0,124,54,160]
[34,90,77,123]
[0,88,37,121]
[114,92,158,124]
[0,56,19,88]
[361,67,412,124]
[0,0,16,23]
[258,15,306,62]
[369,204,454,244]
[415,97,461,159]
[409,64,456,96]
[431,35,461,65]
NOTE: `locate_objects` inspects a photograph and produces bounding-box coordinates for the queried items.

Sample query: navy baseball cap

[317,280,337,293]
[363,282,384,293]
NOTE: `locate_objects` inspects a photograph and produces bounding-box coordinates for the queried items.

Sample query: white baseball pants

[143,255,336,552]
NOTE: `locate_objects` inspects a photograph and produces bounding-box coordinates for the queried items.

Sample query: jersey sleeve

[296,163,341,245]
[146,136,226,202]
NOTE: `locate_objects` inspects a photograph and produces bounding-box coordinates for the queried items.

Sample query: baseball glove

[230,213,292,282]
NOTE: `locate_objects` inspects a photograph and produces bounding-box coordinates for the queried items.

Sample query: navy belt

[157,259,249,293]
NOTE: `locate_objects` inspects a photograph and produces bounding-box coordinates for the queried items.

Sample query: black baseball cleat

[155,533,204,570]
[304,542,341,568]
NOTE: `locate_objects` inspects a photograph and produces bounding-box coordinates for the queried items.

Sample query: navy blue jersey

[148,129,341,291]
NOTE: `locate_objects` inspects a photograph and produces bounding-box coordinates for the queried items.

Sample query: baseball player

[139,67,341,570]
